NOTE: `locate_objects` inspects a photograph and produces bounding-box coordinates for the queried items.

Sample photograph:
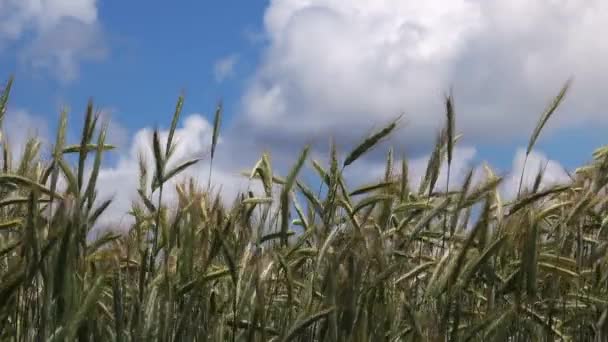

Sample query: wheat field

[0,75,607,341]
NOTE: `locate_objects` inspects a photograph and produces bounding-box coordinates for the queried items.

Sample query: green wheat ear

[208,100,223,189]
[343,114,402,168]
[0,73,606,341]
[211,100,222,160]
[526,78,573,156]
[280,145,309,246]
[166,94,184,158]
[518,78,572,196]
[445,92,455,167]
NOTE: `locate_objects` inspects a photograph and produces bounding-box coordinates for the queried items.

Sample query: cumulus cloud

[0,0,106,82]
[94,114,260,230]
[214,54,239,83]
[239,0,608,151]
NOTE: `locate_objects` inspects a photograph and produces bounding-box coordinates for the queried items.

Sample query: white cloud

[340,145,479,193]
[0,107,574,234]
[338,144,572,206]
[94,114,260,230]
[241,0,608,149]
[0,0,97,36]
[214,54,239,83]
[98,107,129,150]
[3,108,50,156]
[0,0,106,82]
[501,148,571,200]
[243,28,266,45]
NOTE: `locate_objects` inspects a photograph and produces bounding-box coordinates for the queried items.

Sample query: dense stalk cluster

[0,76,607,341]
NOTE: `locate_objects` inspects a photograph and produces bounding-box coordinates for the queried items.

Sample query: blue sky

[1,1,267,132]
[2,0,608,224]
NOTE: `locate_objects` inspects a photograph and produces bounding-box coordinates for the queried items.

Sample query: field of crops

[1,75,607,341]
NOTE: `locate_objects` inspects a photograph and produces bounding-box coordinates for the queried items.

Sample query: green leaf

[62,144,115,154]
[0,219,22,231]
[349,181,395,197]
[0,174,62,199]
[152,158,201,191]
[281,307,335,342]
